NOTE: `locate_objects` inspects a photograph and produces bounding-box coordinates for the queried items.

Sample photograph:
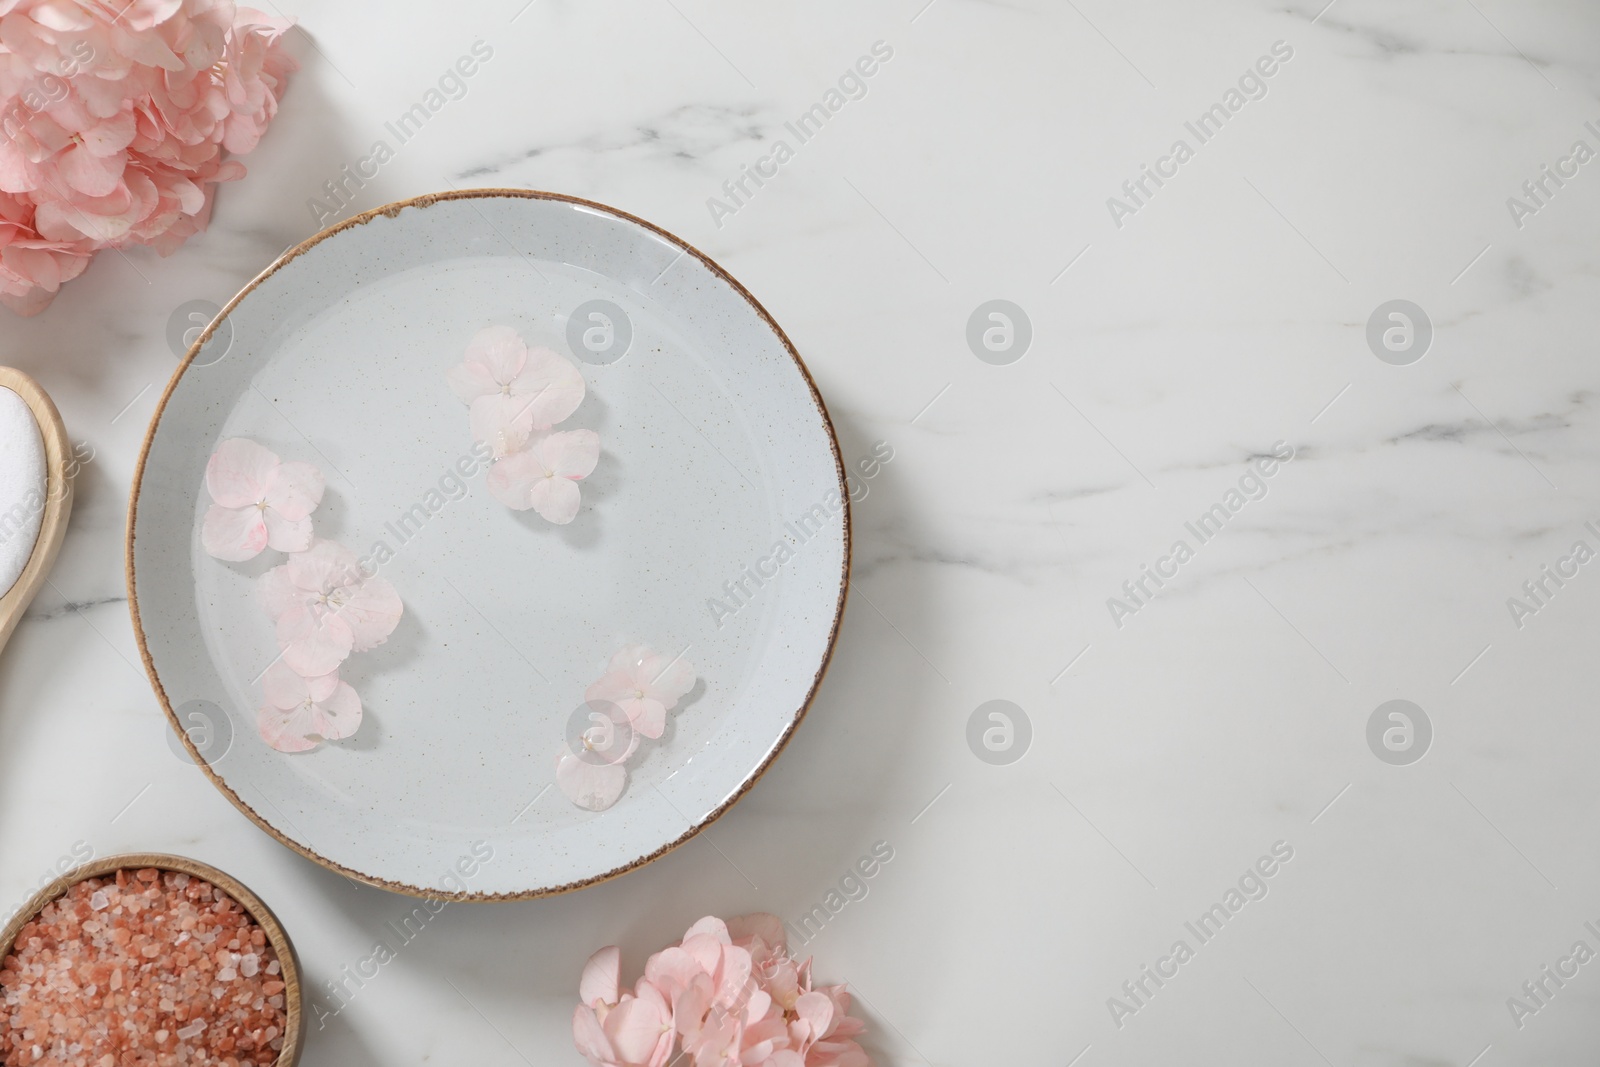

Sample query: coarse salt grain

[0,870,287,1066]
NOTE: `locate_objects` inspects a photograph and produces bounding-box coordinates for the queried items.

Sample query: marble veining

[4,1,1600,1064]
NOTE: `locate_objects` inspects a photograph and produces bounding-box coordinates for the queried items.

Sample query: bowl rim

[0,365,75,654]
[125,186,852,901]
[0,851,305,1066]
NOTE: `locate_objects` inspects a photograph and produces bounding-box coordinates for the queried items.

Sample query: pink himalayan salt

[0,869,287,1066]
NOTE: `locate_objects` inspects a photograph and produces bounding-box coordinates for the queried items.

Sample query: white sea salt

[0,386,46,601]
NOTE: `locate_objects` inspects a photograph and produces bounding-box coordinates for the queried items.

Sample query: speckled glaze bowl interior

[128,190,848,899]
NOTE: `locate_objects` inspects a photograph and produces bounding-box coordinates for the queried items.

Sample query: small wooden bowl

[0,853,305,1066]
[0,366,74,656]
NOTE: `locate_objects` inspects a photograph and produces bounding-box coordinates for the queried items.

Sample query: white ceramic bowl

[129,190,848,899]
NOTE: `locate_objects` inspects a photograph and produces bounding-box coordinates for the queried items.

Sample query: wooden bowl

[0,853,305,1066]
[0,367,74,656]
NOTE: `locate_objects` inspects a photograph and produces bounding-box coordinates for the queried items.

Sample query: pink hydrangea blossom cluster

[574,914,871,1067]
[557,643,696,811]
[200,437,402,752]
[0,0,297,316]
[447,325,599,524]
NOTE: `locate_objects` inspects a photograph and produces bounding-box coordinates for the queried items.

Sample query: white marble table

[4,0,1600,1062]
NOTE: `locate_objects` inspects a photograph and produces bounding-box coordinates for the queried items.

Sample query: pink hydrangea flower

[256,660,361,753]
[201,437,325,561]
[585,644,696,740]
[557,645,696,812]
[258,539,402,677]
[447,325,585,455]
[0,0,296,315]
[486,429,600,524]
[574,916,872,1067]
[447,324,602,524]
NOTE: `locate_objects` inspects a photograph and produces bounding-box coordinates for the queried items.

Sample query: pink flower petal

[713,946,751,1009]
[651,657,696,706]
[206,438,278,508]
[340,574,402,651]
[469,393,533,457]
[302,668,341,704]
[743,988,773,1027]
[463,325,527,385]
[484,430,599,525]
[287,539,357,591]
[58,142,124,197]
[683,1012,739,1067]
[605,995,672,1066]
[255,669,360,751]
[79,110,137,157]
[572,1006,616,1066]
[261,508,312,553]
[681,934,724,977]
[257,704,320,753]
[485,449,543,512]
[585,670,635,707]
[606,645,640,672]
[536,428,600,479]
[556,748,626,811]
[258,699,321,752]
[574,700,640,765]
[310,680,362,740]
[25,4,96,32]
[670,974,714,1043]
[264,459,325,520]
[579,946,621,1009]
[200,503,267,561]
[453,330,586,447]
[606,643,652,674]
[262,659,341,703]
[794,991,834,1046]
[821,988,865,1040]
[627,985,672,1067]
[725,914,786,952]
[527,475,582,525]
[516,345,585,429]
[591,644,697,734]
[742,1036,777,1063]
[257,563,299,621]
[763,961,800,1013]
[627,697,666,740]
[446,358,501,405]
[260,660,311,710]
[644,947,704,1002]
[275,604,353,677]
